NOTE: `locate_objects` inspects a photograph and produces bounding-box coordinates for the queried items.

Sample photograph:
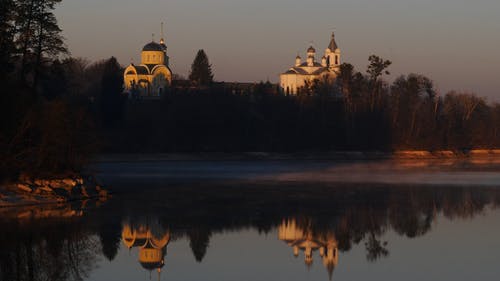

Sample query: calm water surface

[2,160,500,281]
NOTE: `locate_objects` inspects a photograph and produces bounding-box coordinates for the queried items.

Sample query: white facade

[280,33,341,95]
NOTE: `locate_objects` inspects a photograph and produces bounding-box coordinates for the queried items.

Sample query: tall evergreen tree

[15,0,67,89]
[189,49,214,87]
[100,57,124,128]
[16,0,38,84]
[0,0,16,77]
[32,0,67,90]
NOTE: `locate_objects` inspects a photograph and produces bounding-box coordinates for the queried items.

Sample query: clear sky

[55,0,500,101]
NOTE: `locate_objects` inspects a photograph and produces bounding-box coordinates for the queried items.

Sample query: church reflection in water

[121,217,170,279]
[119,217,341,280]
[2,184,500,281]
[279,219,339,279]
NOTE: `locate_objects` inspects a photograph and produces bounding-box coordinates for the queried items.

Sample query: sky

[55,0,500,101]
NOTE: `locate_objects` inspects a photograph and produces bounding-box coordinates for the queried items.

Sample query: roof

[284,69,298,74]
[143,42,164,51]
[312,68,329,75]
[291,67,309,75]
[299,62,324,68]
[145,64,158,71]
[125,64,150,75]
[134,65,150,75]
[307,46,316,53]
[328,33,339,51]
[282,64,330,75]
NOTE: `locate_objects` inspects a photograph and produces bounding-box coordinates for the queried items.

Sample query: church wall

[280,74,309,95]
[152,65,172,83]
[124,75,137,90]
[280,74,299,95]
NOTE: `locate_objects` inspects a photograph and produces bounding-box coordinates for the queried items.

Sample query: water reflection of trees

[1,184,500,281]
[0,219,100,281]
[153,184,500,265]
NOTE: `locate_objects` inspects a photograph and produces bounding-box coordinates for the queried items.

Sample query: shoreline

[3,149,500,209]
[93,149,500,162]
[0,176,109,209]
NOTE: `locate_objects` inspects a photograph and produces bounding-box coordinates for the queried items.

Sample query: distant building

[123,25,172,98]
[280,33,341,95]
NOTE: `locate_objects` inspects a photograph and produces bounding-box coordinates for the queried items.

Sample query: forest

[1,0,499,181]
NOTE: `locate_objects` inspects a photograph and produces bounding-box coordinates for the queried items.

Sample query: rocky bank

[0,175,109,208]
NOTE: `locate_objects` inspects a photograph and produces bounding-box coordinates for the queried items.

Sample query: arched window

[335,55,339,65]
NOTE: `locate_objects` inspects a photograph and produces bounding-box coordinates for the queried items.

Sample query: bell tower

[325,32,341,70]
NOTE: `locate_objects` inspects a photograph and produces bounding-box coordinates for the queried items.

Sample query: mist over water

[265,159,500,186]
[93,158,500,187]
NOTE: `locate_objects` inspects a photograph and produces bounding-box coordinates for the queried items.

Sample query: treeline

[107,55,499,152]
[333,57,500,150]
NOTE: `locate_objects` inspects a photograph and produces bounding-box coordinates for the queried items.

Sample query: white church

[280,33,341,95]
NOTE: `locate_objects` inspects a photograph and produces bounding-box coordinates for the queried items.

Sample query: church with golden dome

[280,33,341,95]
[123,24,173,98]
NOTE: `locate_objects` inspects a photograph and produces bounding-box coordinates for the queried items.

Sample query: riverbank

[4,149,500,207]
[0,175,109,208]
[93,149,500,162]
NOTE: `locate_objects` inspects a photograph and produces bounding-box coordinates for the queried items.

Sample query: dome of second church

[143,42,164,52]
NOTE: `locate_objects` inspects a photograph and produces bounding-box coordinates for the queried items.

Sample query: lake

[1,159,500,281]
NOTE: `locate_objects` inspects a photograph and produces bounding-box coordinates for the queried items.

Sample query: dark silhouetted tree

[15,0,67,90]
[367,55,392,82]
[98,219,122,261]
[100,57,124,128]
[0,0,16,77]
[367,55,391,111]
[189,49,214,87]
[16,0,38,83]
[32,0,67,91]
[188,228,211,262]
[41,59,68,100]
